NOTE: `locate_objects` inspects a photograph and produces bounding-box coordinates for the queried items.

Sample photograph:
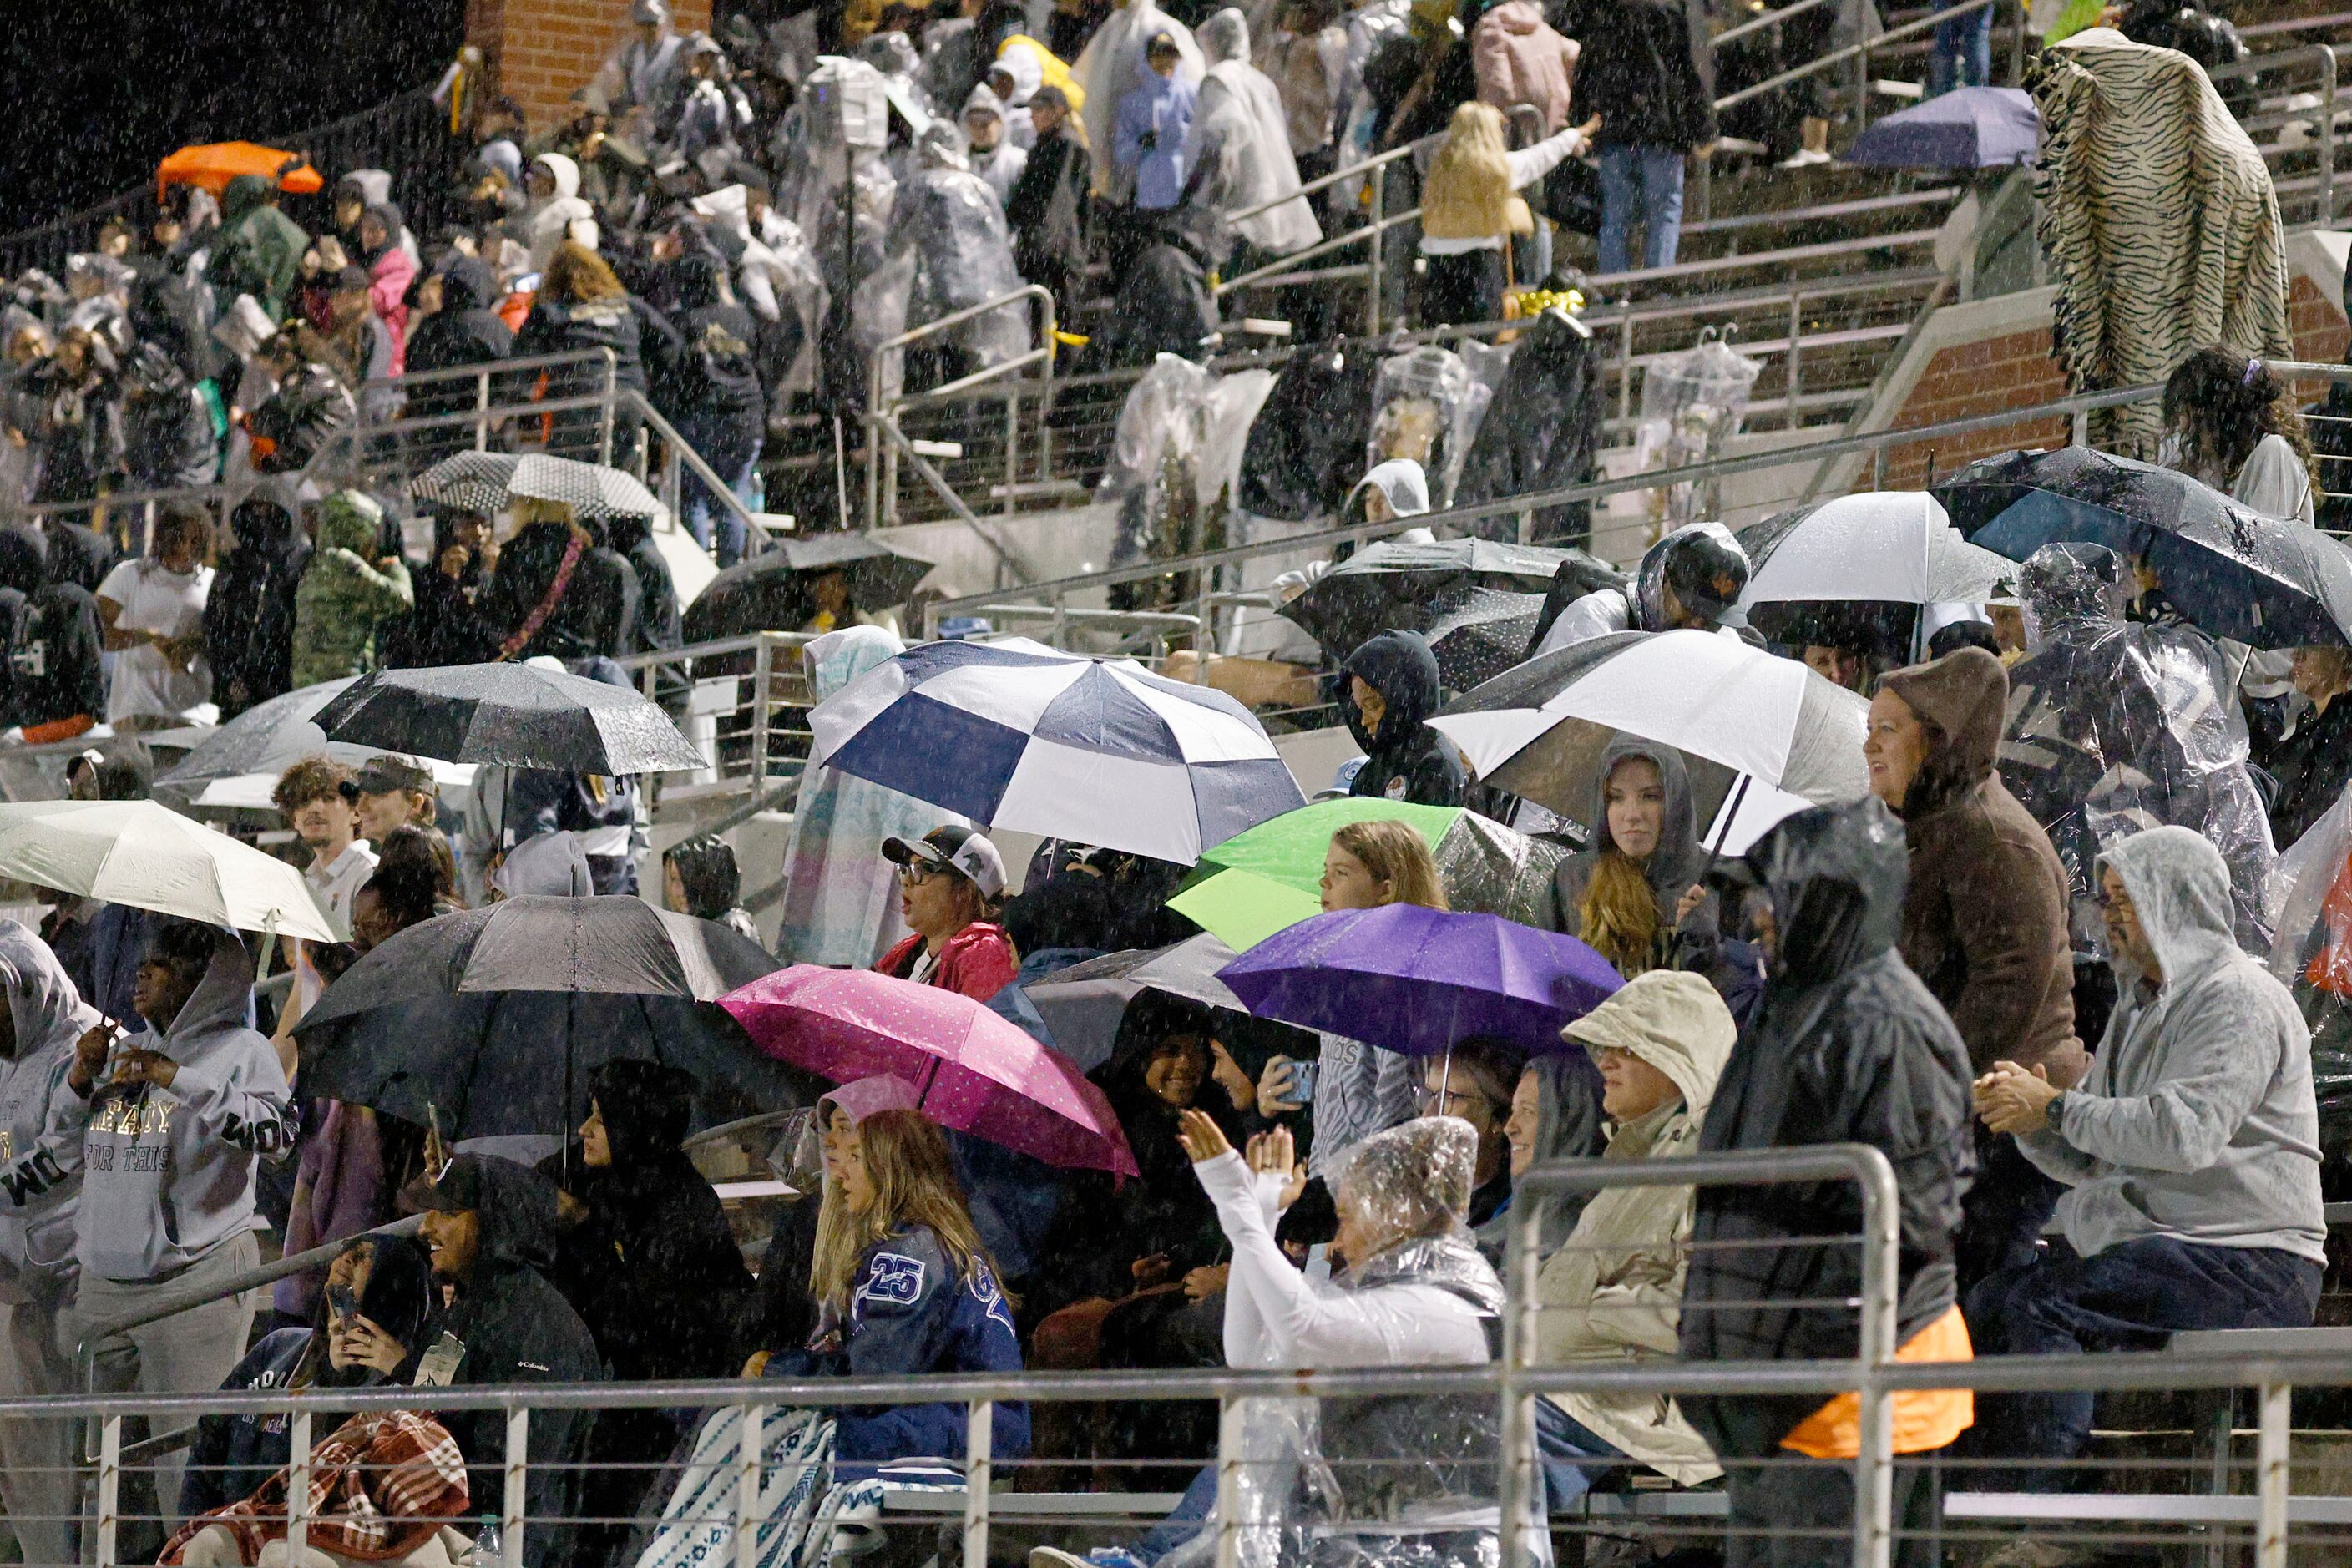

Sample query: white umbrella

[1737,493,2016,658]
[0,800,337,942]
[1427,629,1870,822]
[807,636,1306,862]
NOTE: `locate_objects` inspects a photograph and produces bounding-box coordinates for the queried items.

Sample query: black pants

[1420,246,1506,328]
[1955,1122,2066,1296]
[1725,1451,1944,1568]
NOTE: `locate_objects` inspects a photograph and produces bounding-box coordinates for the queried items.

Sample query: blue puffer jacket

[766,1225,1030,1471]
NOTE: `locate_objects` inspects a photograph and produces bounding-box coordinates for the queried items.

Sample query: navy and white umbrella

[807,638,1307,863]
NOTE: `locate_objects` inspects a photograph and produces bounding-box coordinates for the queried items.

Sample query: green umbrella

[1169,799,1569,951]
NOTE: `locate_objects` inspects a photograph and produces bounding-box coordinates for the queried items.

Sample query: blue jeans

[1965,1234,2324,1486]
[1535,1398,1631,1510]
[681,432,762,568]
[1929,7,1993,96]
[1133,1464,1219,1564]
[1596,144,1685,276]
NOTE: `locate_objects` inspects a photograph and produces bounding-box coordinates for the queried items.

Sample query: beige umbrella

[0,800,336,942]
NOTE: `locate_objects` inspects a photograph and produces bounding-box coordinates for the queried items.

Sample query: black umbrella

[1019,933,1313,1072]
[1934,446,2352,649]
[292,895,807,1143]
[683,533,938,643]
[1281,538,1604,663]
[1419,587,1547,690]
[316,662,706,774]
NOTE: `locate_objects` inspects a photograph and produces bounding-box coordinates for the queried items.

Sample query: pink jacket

[367,245,417,376]
[1473,0,1579,134]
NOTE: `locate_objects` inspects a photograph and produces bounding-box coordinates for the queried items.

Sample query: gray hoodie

[69,928,294,1282]
[0,922,100,1289]
[2019,825,2326,1262]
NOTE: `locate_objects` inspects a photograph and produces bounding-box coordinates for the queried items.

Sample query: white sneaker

[1777,147,1834,169]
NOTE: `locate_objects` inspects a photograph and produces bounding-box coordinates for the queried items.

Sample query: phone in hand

[326,1284,358,1326]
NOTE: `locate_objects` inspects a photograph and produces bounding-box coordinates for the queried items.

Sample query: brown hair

[1329,818,1449,910]
[809,1109,1007,1312]
[271,755,357,816]
[542,240,628,304]
[1578,852,1661,976]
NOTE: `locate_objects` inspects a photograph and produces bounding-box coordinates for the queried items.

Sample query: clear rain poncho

[1186,9,1321,258]
[2263,776,2352,1157]
[1998,541,2278,953]
[1366,346,1477,509]
[1161,1116,1520,1568]
[888,122,1032,369]
[1631,330,1763,529]
[794,58,907,404]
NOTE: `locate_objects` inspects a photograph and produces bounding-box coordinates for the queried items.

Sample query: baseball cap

[882,823,1007,901]
[352,754,436,797]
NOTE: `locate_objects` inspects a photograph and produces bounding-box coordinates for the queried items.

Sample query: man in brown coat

[1868,645,2087,1291]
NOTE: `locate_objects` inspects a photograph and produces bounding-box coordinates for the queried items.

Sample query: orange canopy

[154,143,326,202]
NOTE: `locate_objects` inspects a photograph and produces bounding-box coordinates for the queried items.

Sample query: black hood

[315,1232,438,1388]
[0,528,48,598]
[438,256,498,313]
[1341,630,1443,751]
[423,1154,558,1275]
[668,248,731,312]
[587,1058,696,1170]
[230,492,301,558]
[1710,797,1908,988]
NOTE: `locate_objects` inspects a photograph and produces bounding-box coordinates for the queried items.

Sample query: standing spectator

[605,512,680,654]
[1416,102,1593,326]
[57,921,296,1529]
[964,84,1030,205]
[1930,3,1995,97]
[1342,630,1464,806]
[513,241,673,468]
[384,511,502,668]
[655,250,764,568]
[355,206,416,375]
[591,0,688,120]
[348,755,438,848]
[1681,799,1975,1560]
[412,1156,604,1568]
[524,154,603,275]
[876,824,1019,1000]
[1529,969,1735,1506]
[23,321,120,508]
[204,485,309,720]
[479,498,640,661]
[119,342,219,493]
[1562,0,1713,274]
[210,175,308,324]
[2162,346,2319,525]
[1004,85,1093,325]
[95,502,212,732]
[401,258,513,466]
[243,330,356,476]
[1187,11,1320,270]
[1969,827,2326,1495]
[1471,0,1578,131]
[1115,34,1200,215]
[0,539,103,746]
[662,833,762,942]
[271,756,378,941]
[1871,648,2086,1290]
[290,489,412,690]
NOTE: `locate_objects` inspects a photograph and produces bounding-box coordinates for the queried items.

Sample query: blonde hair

[1421,103,1520,242]
[1330,818,1449,910]
[509,495,577,529]
[809,1109,1006,1313]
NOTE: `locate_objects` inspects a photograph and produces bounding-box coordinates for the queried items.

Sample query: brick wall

[468,0,712,134]
[1863,274,2352,492]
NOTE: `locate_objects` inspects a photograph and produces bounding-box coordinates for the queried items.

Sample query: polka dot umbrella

[720,965,1140,1177]
[408,451,522,517]
[508,453,662,522]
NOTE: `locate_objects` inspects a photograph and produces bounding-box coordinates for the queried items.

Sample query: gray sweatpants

[0,1273,79,1566]
[58,1232,264,1539]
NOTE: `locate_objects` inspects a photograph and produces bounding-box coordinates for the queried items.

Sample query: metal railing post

[475,367,491,453]
[750,636,775,789]
[964,1399,994,1568]
[286,1408,313,1565]
[1004,387,1019,523]
[2257,1380,2291,1568]
[2320,48,2339,228]
[1787,286,1805,430]
[2010,0,2027,85]
[1212,1394,1242,1568]
[501,1406,528,1568]
[94,1413,119,1568]
[1368,162,1386,336]
[1853,1147,1902,1568]
[735,1401,766,1568]
[598,352,617,468]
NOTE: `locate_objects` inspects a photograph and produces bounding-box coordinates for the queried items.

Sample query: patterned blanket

[162,1410,471,1565]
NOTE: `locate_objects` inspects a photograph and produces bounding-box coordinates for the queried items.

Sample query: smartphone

[326,1284,358,1325]
[1287,1061,1318,1105]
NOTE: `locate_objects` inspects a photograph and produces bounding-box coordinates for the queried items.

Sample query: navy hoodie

[1342,630,1465,807]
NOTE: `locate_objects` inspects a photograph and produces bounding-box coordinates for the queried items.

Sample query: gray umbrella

[510,453,662,521]
[408,451,522,515]
[293,895,807,1141]
[1022,934,1317,1072]
[316,663,706,774]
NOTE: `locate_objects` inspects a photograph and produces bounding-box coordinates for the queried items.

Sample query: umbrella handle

[255,913,278,987]
[1707,773,1754,863]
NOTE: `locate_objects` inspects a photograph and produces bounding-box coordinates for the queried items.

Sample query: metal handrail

[1712,0,1838,50]
[866,283,1055,537]
[1714,0,1997,113]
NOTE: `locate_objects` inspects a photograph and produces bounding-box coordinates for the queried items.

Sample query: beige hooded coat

[1532,968,1733,1485]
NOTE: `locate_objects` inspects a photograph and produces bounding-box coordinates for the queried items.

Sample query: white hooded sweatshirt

[527,154,601,274]
[0,922,101,1291]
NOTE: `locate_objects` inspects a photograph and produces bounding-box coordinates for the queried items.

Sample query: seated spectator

[1525,970,1732,1507]
[1682,799,1975,1563]
[1406,1038,1525,1255]
[1342,630,1464,806]
[412,1156,604,1568]
[179,1234,437,1521]
[663,833,762,941]
[204,486,307,721]
[1545,734,1761,1020]
[877,825,1018,999]
[640,1108,1025,1562]
[291,489,413,689]
[549,1061,753,1565]
[95,502,213,733]
[1968,826,2326,1495]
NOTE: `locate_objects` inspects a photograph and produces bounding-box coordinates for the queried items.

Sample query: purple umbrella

[1216,904,1623,1057]
[1844,87,2039,170]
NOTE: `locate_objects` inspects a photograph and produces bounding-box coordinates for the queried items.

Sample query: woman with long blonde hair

[1417,99,1597,326]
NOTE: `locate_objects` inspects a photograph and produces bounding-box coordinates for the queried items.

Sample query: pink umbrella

[719,966,1141,1179]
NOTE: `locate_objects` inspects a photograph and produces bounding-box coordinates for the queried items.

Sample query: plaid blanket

[163,1410,472,1565]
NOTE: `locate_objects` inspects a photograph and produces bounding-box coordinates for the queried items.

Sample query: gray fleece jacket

[2019,825,2325,1262]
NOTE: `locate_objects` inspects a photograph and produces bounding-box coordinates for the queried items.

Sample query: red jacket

[875,922,1019,1002]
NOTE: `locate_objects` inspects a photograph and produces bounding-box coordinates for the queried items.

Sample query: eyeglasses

[897,862,945,887]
